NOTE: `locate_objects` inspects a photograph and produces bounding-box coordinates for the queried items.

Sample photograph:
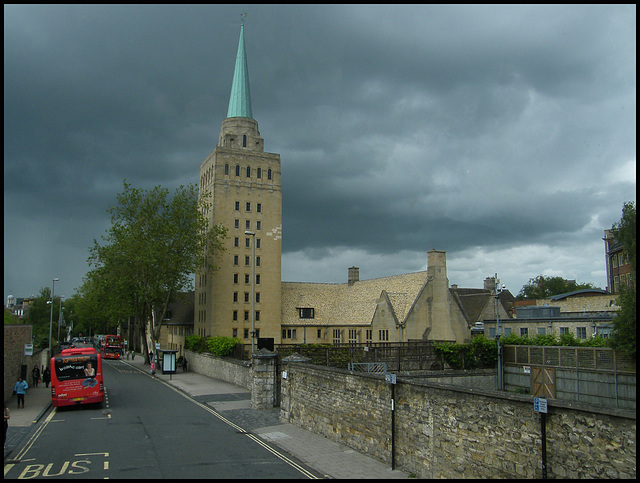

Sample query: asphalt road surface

[4,358,320,479]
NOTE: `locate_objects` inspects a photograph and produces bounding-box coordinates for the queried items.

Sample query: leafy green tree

[516,275,599,300]
[87,180,226,362]
[609,201,636,360]
[23,288,62,348]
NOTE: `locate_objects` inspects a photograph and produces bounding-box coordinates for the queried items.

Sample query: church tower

[196,19,282,347]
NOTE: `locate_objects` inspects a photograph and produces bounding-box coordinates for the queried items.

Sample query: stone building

[603,228,634,294]
[282,249,513,344]
[195,20,282,346]
[158,291,195,359]
[484,289,618,340]
[194,22,514,347]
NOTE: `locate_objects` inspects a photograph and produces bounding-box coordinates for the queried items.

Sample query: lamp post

[57,296,64,343]
[495,274,505,391]
[48,277,59,358]
[245,230,256,355]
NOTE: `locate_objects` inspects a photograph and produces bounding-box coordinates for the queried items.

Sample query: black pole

[391,382,395,470]
[541,411,547,479]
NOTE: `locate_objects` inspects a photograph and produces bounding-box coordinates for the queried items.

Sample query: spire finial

[240,10,247,26]
[227,13,253,119]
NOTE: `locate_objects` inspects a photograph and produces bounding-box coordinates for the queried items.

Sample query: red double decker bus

[51,347,104,407]
[102,334,122,359]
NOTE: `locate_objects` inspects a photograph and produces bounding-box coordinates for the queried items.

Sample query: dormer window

[298,308,315,319]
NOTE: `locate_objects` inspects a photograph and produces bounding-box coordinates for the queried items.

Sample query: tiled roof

[281,271,429,327]
[164,291,195,326]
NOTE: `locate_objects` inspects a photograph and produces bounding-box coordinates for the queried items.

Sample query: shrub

[185,335,206,352]
[206,336,241,356]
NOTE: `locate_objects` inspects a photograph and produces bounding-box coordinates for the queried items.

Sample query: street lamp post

[57,296,64,343]
[48,277,59,358]
[495,274,505,391]
[245,230,256,356]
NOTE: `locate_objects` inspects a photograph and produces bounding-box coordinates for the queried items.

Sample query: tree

[609,201,636,360]
[24,288,62,348]
[88,180,226,361]
[516,275,599,300]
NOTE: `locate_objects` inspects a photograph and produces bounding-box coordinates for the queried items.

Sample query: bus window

[51,348,104,407]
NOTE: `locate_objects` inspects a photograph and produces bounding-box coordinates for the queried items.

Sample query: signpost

[534,397,548,478]
[387,373,397,469]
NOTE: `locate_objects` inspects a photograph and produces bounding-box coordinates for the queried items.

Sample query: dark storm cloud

[4,4,636,299]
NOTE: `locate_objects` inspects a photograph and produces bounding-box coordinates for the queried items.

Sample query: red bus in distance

[102,334,122,359]
[50,347,104,407]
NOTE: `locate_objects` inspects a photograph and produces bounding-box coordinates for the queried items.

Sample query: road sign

[534,397,548,413]
[24,343,33,356]
[385,373,396,384]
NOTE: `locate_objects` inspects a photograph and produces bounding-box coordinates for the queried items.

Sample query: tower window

[257,168,262,178]
[225,164,229,175]
[243,135,247,147]
[235,165,240,176]
[246,166,251,177]
[267,168,272,180]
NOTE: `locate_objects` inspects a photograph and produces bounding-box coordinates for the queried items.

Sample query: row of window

[610,251,630,268]
[232,292,260,303]
[234,219,262,231]
[281,327,389,344]
[199,164,274,190]
[225,164,273,180]
[234,236,261,249]
[235,201,262,213]
[489,326,599,339]
[233,255,261,266]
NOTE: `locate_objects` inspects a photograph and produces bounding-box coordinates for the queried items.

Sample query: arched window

[257,167,262,178]
[267,168,272,180]
[242,135,247,148]
[246,166,251,177]
[235,165,240,176]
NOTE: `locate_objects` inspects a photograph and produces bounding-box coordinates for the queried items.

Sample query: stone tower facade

[195,22,282,346]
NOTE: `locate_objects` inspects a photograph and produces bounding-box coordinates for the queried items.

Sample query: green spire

[227,21,253,119]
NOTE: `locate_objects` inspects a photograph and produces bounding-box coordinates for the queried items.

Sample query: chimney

[348,266,360,286]
[427,249,447,278]
[484,277,496,293]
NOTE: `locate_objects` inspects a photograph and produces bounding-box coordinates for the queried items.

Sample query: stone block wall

[4,325,32,402]
[184,350,251,389]
[281,363,636,479]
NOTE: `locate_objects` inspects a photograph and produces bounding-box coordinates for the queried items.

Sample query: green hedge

[434,337,498,369]
[185,335,241,357]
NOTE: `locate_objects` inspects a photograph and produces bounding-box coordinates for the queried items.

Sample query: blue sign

[534,397,548,413]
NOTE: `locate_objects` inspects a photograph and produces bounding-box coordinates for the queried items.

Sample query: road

[4,357,321,479]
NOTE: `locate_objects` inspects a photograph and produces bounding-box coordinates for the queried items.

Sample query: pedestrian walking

[13,377,28,409]
[4,404,10,449]
[32,365,40,388]
[43,366,51,388]
[150,361,156,377]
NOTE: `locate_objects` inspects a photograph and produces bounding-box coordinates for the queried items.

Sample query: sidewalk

[5,355,409,479]
[4,383,52,459]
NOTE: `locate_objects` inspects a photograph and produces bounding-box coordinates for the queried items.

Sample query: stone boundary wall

[280,363,636,479]
[4,325,32,402]
[184,350,251,390]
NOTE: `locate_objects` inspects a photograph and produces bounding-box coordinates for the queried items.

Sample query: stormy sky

[4,4,636,302]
